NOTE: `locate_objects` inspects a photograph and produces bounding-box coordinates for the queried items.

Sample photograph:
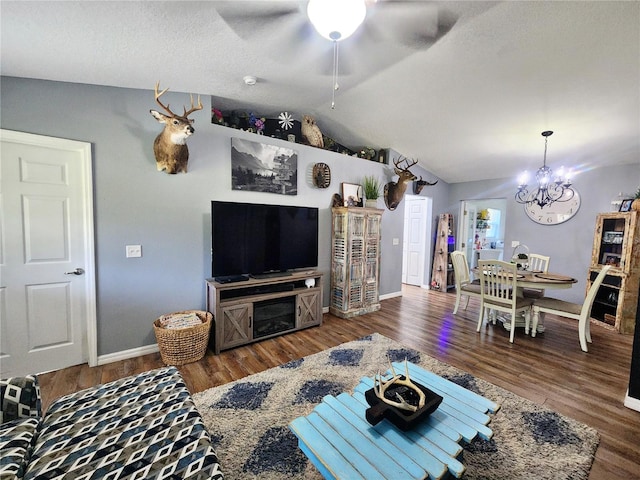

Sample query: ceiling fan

[215,0,457,107]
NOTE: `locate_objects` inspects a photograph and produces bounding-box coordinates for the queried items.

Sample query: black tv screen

[211,201,319,278]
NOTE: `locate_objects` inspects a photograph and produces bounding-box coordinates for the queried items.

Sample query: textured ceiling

[1,1,639,183]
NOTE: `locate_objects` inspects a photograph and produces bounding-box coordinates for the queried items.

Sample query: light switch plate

[126,245,142,258]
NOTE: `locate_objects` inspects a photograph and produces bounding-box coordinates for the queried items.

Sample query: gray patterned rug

[193,333,599,479]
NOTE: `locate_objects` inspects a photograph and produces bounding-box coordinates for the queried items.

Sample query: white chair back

[581,265,612,317]
[451,250,471,286]
[528,254,550,273]
[478,260,518,304]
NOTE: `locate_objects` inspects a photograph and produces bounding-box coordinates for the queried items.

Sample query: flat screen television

[211,201,319,281]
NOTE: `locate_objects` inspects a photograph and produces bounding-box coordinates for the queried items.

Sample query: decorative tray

[364,380,443,431]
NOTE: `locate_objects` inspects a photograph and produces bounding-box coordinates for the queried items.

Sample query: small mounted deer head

[150,82,203,174]
[384,156,418,211]
[413,176,438,194]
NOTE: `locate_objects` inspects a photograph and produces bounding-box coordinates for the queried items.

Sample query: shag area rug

[193,333,599,479]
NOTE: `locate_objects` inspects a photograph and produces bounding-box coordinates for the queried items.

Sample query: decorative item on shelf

[515,131,577,210]
[510,244,530,270]
[211,107,224,125]
[357,147,377,161]
[301,114,324,148]
[619,198,634,212]
[331,193,343,207]
[248,112,266,134]
[312,162,331,189]
[278,112,294,131]
[384,156,418,211]
[341,182,363,207]
[362,175,381,208]
[413,176,438,194]
[149,82,203,174]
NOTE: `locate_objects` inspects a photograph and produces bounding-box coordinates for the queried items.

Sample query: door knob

[64,268,85,276]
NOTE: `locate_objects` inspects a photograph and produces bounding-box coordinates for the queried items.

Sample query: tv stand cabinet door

[220,303,253,350]
[297,290,321,328]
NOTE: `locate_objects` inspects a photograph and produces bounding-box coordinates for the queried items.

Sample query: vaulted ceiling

[2,1,638,183]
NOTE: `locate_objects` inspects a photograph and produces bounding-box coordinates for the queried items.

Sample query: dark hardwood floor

[38,286,640,479]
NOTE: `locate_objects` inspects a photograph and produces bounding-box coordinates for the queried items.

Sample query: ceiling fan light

[307,0,366,42]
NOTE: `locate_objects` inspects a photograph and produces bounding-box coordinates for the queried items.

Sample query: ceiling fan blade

[215,1,305,41]
[365,1,456,49]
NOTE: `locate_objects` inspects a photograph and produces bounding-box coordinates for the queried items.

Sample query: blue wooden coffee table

[289,362,500,480]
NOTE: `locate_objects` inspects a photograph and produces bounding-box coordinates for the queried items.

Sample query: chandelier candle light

[515,131,575,208]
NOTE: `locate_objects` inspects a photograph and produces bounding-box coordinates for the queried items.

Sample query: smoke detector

[243,75,257,86]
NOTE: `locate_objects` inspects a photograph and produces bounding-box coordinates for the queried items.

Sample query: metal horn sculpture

[414,176,438,194]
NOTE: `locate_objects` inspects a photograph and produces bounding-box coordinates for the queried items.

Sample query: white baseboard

[97,344,159,366]
[380,291,403,300]
[624,390,640,412]
[101,293,405,365]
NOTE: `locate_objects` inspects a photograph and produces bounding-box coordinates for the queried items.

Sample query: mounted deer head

[150,82,203,174]
[413,176,438,194]
[384,156,418,211]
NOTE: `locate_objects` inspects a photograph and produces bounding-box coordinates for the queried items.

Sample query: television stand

[214,274,250,284]
[251,271,293,279]
[206,270,324,354]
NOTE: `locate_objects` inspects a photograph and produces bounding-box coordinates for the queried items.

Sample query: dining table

[473,268,578,333]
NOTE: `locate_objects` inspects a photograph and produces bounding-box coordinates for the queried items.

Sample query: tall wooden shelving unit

[431,213,455,291]
[330,207,382,318]
[587,210,639,334]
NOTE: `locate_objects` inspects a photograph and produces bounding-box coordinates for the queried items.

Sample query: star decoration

[278,112,294,130]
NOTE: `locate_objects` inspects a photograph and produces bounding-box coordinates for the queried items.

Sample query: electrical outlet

[392,238,400,246]
[511,241,520,248]
[126,245,142,258]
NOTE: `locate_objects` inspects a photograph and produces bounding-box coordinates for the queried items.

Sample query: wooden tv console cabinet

[205,271,324,354]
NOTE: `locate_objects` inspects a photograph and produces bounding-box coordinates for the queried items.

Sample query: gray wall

[2,77,437,355]
[449,164,640,304]
[2,76,638,357]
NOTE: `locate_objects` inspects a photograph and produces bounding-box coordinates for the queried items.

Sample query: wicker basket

[153,310,212,366]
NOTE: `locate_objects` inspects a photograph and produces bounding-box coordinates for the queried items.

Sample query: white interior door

[1,130,96,377]
[403,196,430,286]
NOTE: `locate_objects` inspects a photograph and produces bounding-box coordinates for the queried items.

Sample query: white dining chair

[531,265,611,352]
[523,253,551,299]
[477,260,533,343]
[451,250,481,314]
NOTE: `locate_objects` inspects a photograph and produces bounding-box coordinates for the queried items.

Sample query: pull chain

[331,40,339,109]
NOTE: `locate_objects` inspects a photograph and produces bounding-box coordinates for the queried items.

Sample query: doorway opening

[458,199,507,271]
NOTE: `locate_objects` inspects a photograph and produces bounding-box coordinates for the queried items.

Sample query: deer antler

[154,82,203,118]
[154,81,176,117]
[373,360,426,412]
[183,93,203,117]
[393,156,419,172]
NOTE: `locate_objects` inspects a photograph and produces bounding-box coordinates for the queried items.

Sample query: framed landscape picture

[619,199,633,212]
[231,138,298,195]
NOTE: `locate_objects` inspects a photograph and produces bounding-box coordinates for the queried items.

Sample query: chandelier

[515,131,575,208]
